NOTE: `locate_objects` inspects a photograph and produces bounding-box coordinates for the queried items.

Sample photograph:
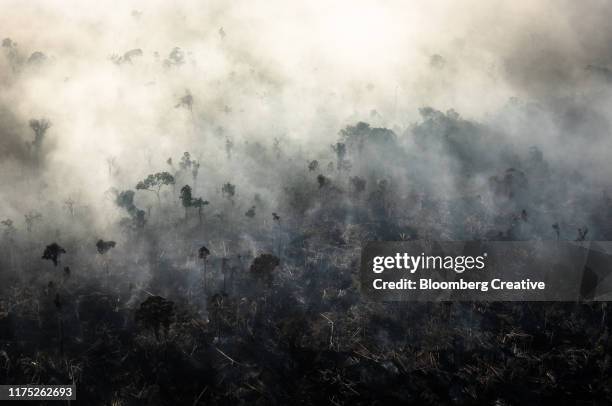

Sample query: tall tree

[199,246,211,293]
[136,172,175,205]
[29,118,51,161]
[331,142,348,172]
[24,211,42,233]
[225,138,233,160]
[179,185,193,219]
[115,190,146,228]
[42,242,66,267]
[222,182,236,204]
[191,197,209,225]
[180,185,208,223]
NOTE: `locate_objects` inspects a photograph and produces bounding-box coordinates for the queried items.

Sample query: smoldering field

[2,1,612,404]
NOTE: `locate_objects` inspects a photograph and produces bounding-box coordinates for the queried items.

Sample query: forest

[2,1,612,404]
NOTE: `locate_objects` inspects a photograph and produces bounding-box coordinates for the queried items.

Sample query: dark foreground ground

[1,247,611,405]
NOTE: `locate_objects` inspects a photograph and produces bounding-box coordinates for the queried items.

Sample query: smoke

[1,0,612,238]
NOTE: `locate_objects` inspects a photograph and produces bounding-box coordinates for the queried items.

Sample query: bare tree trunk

[203,261,208,294]
[222,258,228,292]
[58,313,64,357]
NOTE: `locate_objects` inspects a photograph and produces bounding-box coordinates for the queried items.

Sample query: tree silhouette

[180,185,208,222]
[199,246,211,293]
[110,48,143,64]
[106,156,117,177]
[272,213,282,257]
[225,138,233,160]
[198,245,210,260]
[24,211,42,233]
[222,182,236,203]
[27,118,51,167]
[42,243,66,267]
[350,176,366,195]
[317,174,329,189]
[27,51,47,65]
[115,190,146,228]
[179,152,193,171]
[245,206,256,218]
[136,172,175,205]
[96,239,116,255]
[2,37,21,71]
[1,219,16,237]
[191,161,200,185]
[64,197,76,217]
[29,118,51,153]
[175,90,193,110]
[250,253,280,286]
[331,142,348,172]
[96,239,117,286]
[191,197,209,225]
[165,47,184,66]
[179,185,193,219]
[177,152,201,189]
